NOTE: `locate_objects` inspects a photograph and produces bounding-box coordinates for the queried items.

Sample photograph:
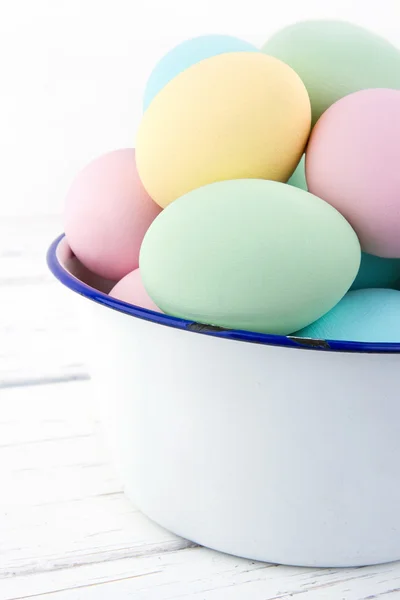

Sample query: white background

[1,0,399,218]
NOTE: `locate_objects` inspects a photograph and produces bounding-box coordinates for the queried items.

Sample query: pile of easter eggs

[64,20,400,344]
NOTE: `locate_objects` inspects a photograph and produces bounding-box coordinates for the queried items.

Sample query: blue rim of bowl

[47,234,400,354]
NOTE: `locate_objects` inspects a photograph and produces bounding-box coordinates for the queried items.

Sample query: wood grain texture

[2,216,400,599]
[0,216,88,387]
[0,382,193,583]
[4,540,400,599]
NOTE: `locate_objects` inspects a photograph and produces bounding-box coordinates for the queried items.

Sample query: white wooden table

[2,216,400,599]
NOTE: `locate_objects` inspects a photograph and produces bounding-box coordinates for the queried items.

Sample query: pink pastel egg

[64,148,162,280]
[306,88,400,258]
[109,269,162,312]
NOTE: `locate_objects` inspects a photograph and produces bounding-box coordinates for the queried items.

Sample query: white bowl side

[67,285,400,568]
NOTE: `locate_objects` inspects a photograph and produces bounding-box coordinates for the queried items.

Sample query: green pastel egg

[139,179,361,335]
[262,20,400,126]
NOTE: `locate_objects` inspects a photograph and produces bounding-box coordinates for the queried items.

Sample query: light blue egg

[143,35,258,110]
[351,252,400,291]
[287,154,307,191]
[294,288,400,343]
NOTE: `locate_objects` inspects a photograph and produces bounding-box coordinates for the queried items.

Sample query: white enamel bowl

[47,235,400,568]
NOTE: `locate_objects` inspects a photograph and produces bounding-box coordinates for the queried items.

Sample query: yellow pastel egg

[136,52,311,208]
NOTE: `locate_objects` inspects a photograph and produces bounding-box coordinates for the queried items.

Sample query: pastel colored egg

[64,149,162,281]
[287,155,307,191]
[351,253,400,291]
[262,20,400,125]
[59,237,117,293]
[306,89,400,258]
[109,269,162,312]
[295,288,400,343]
[143,34,258,110]
[139,179,360,335]
[136,52,311,208]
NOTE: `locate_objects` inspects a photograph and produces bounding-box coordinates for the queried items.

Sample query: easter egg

[139,179,360,335]
[295,289,400,343]
[109,269,162,312]
[262,20,400,125]
[59,237,117,293]
[64,149,162,281]
[351,253,400,291]
[306,88,400,258]
[143,34,258,110]
[136,52,311,208]
[287,155,307,191]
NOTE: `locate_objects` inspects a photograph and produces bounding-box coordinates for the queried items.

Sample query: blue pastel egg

[351,252,400,290]
[143,35,258,110]
[294,288,400,343]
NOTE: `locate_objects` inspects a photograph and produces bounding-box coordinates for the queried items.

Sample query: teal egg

[139,179,360,335]
[262,20,400,126]
[295,288,400,343]
[351,253,400,291]
[287,155,307,191]
[143,35,258,110]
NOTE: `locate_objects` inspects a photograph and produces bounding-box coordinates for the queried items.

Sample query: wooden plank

[0,382,191,581]
[0,281,87,387]
[3,545,400,600]
[0,215,62,285]
[0,215,90,386]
